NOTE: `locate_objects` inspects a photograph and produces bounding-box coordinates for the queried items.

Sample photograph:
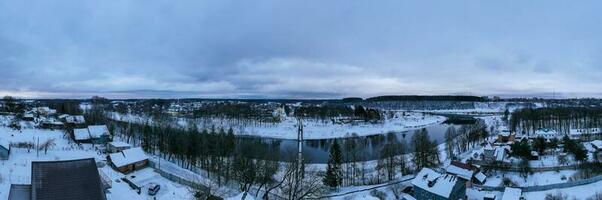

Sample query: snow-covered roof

[66,115,85,124]
[58,114,69,119]
[591,140,602,149]
[499,130,512,137]
[73,128,90,141]
[570,128,601,136]
[109,141,131,148]
[88,125,109,138]
[495,147,506,161]
[109,147,148,168]
[535,129,558,136]
[475,172,487,183]
[501,187,521,200]
[411,168,460,198]
[445,162,475,180]
[531,151,539,156]
[0,139,9,150]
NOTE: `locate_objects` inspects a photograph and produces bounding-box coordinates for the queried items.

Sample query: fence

[472,160,580,172]
[482,174,602,192]
[148,160,210,192]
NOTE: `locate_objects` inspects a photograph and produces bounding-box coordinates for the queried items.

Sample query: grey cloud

[1,0,602,98]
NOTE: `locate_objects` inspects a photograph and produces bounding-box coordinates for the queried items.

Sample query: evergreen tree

[323,140,343,188]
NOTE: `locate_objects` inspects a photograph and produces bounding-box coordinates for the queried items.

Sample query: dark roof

[450,160,479,171]
[31,158,106,200]
[8,184,31,200]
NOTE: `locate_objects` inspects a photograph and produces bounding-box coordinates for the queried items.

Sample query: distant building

[496,126,515,143]
[501,187,522,200]
[0,139,10,160]
[534,129,562,139]
[36,107,57,116]
[412,168,466,200]
[108,141,131,153]
[22,113,35,121]
[39,118,64,129]
[8,158,107,200]
[64,115,86,126]
[569,128,602,140]
[484,145,508,162]
[108,147,148,174]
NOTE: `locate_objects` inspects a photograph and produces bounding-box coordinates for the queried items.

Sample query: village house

[496,126,515,143]
[483,144,508,162]
[64,115,86,127]
[73,125,111,144]
[444,161,487,187]
[0,139,10,160]
[88,125,111,144]
[412,168,466,200]
[39,117,64,129]
[73,128,92,143]
[8,158,107,200]
[36,107,57,116]
[108,147,148,174]
[108,141,131,153]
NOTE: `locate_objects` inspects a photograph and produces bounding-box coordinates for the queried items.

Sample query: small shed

[108,142,131,153]
[73,128,91,143]
[109,147,148,174]
[0,139,10,160]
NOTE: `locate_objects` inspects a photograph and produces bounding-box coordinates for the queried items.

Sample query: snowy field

[484,170,577,187]
[112,111,446,140]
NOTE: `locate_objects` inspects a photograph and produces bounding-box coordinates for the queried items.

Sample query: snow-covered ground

[522,180,602,200]
[484,170,577,187]
[112,111,447,140]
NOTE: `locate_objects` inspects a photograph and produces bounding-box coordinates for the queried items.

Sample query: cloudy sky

[1,1,601,99]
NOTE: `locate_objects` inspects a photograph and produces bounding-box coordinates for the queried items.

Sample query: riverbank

[110,111,447,140]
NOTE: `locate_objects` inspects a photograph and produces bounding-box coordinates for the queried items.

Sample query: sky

[1,1,602,99]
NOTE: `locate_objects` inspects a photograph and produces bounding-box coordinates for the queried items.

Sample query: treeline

[193,102,277,122]
[45,100,82,115]
[363,101,476,110]
[112,120,280,187]
[509,107,602,135]
[294,105,382,122]
[366,95,486,102]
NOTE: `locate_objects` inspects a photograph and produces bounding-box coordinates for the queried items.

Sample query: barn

[108,147,148,174]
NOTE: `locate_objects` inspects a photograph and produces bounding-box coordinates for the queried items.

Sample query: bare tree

[39,138,56,154]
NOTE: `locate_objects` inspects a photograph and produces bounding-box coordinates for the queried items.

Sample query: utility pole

[296,118,305,180]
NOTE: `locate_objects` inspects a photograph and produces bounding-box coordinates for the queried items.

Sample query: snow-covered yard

[484,170,577,187]
[0,127,194,200]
